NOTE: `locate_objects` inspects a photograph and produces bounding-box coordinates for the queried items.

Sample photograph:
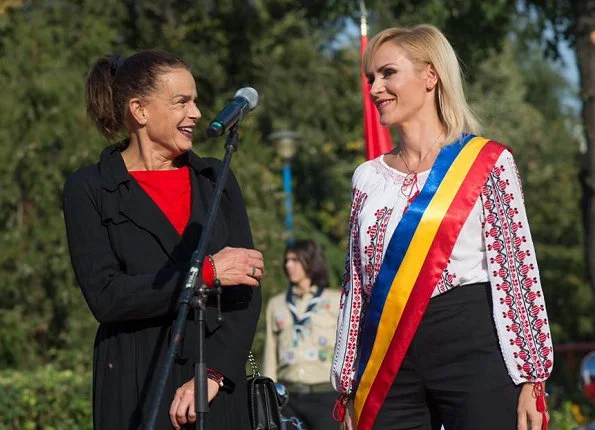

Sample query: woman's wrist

[201,255,219,288]
[332,393,352,422]
[206,368,225,387]
[522,381,548,393]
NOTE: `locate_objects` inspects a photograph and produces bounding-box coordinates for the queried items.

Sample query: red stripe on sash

[357,141,505,429]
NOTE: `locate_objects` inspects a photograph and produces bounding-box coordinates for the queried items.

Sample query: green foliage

[0,0,363,372]
[0,0,123,370]
[467,40,595,350]
[0,368,590,429]
[0,366,92,430]
[550,401,594,430]
[516,0,576,58]
[367,0,514,81]
[0,1,593,424]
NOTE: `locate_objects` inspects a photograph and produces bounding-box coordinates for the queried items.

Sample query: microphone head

[234,87,259,111]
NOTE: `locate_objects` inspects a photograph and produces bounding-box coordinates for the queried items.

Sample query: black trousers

[282,390,340,430]
[374,282,521,430]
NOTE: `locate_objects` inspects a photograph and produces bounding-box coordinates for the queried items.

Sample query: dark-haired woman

[263,239,341,430]
[63,50,263,429]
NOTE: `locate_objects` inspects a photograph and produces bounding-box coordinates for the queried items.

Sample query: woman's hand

[169,378,220,429]
[211,247,264,287]
[517,382,548,430]
[342,407,353,430]
[341,400,354,430]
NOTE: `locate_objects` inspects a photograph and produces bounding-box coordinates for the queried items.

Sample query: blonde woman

[331,25,553,430]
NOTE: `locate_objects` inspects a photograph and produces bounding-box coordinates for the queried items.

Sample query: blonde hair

[363,24,480,143]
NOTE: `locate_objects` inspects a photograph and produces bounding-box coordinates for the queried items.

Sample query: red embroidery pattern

[363,207,393,298]
[436,260,457,294]
[483,162,552,381]
[337,187,367,392]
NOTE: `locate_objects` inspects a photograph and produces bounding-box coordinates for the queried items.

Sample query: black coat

[63,144,261,430]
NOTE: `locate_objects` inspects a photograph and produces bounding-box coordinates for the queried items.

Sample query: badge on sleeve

[274,312,287,330]
[305,348,318,361]
[280,349,296,365]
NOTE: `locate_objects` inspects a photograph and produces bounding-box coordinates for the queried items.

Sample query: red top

[129,167,191,235]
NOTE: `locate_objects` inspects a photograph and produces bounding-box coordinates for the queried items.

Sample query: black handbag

[246,351,283,430]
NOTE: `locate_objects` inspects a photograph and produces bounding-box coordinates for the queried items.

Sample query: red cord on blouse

[129,166,191,235]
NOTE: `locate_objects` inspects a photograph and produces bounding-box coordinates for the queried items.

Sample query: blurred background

[0,0,594,428]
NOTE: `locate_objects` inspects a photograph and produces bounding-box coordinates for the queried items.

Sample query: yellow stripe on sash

[354,136,489,424]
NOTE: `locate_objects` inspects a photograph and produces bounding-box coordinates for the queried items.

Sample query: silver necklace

[398,150,417,187]
[397,134,443,190]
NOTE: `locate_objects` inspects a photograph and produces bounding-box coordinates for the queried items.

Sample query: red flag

[361,17,393,160]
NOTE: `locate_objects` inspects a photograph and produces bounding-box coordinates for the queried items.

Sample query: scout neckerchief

[286,284,323,346]
[354,135,507,429]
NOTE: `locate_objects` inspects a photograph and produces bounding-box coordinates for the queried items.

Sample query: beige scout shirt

[263,286,341,385]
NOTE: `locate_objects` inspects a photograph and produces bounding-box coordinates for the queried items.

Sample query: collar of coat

[98,141,215,191]
[94,142,229,262]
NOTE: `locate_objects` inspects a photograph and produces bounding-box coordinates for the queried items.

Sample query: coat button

[108,362,114,369]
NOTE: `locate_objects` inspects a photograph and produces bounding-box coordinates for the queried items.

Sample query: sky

[558,38,581,113]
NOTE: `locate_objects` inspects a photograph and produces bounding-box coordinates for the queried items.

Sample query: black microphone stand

[147,121,242,430]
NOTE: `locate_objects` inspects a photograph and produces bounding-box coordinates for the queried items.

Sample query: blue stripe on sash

[356,133,474,382]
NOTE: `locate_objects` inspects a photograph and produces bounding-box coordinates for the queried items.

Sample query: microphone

[206,87,259,138]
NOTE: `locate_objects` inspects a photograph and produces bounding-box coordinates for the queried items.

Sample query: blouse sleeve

[262,298,278,381]
[482,150,554,384]
[331,170,369,396]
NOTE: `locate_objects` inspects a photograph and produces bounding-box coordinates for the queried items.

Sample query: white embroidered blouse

[331,149,554,396]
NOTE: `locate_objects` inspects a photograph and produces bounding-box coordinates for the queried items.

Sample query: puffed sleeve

[482,150,554,384]
[331,168,369,396]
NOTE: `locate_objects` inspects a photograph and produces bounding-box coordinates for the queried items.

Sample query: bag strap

[248,350,260,377]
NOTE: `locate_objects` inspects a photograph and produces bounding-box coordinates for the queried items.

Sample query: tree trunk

[574,0,595,294]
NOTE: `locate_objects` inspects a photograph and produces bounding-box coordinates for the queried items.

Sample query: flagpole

[360,0,367,37]
[358,0,394,160]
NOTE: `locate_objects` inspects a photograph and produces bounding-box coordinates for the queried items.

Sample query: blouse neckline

[379,154,431,176]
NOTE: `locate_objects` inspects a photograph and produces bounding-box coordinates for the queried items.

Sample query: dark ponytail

[85,50,190,140]
[85,56,119,140]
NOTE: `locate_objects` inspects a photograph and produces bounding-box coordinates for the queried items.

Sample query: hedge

[1,366,593,429]
[0,366,92,429]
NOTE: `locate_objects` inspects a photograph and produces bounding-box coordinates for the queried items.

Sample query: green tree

[363,0,515,81]
[0,0,127,369]
[0,0,591,386]
[468,40,594,347]
[519,0,595,295]
[0,0,593,426]
[0,0,363,369]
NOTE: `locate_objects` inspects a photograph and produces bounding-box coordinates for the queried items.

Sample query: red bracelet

[207,368,224,387]
[533,382,549,430]
[201,255,217,288]
[332,394,350,422]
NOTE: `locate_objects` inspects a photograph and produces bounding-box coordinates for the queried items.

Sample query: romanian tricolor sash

[354,135,506,429]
